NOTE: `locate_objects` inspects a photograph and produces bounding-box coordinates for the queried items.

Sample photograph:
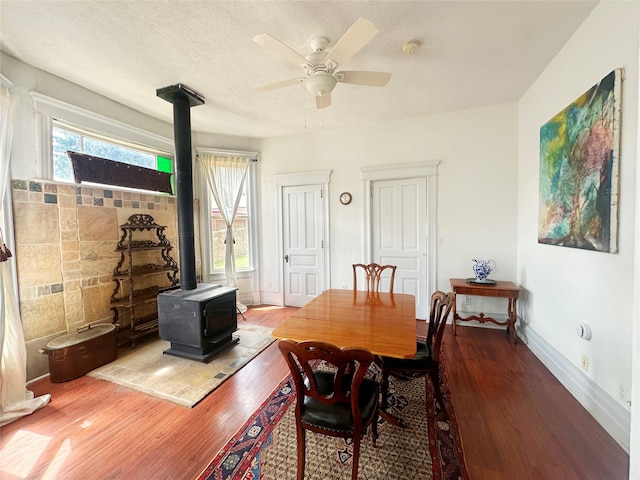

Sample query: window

[197,149,258,278]
[32,92,175,188]
[52,120,173,187]
[211,178,251,271]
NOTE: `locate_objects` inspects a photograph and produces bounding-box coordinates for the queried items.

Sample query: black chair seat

[278,339,380,480]
[380,291,455,422]
[302,371,379,431]
[381,340,433,372]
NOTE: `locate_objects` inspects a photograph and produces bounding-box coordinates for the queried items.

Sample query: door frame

[361,161,439,315]
[275,170,332,306]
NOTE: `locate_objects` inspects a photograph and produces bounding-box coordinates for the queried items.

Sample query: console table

[449,278,520,344]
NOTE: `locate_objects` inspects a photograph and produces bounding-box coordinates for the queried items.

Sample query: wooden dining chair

[278,339,380,480]
[379,291,455,420]
[353,263,397,293]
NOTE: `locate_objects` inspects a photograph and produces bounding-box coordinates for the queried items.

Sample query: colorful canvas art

[538,69,622,253]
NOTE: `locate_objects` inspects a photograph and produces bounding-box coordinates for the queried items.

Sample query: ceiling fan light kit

[305,72,337,96]
[253,17,392,109]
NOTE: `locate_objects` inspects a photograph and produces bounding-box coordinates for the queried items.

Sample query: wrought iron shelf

[111,214,178,347]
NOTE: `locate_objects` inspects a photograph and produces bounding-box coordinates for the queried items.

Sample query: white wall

[518,1,639,458]
[258,102,518,309]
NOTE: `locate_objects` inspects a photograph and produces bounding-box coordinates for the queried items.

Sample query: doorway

[362,162,439,319]
[275,170,331,307]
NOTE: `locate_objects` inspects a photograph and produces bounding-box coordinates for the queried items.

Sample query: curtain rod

[196,147,258,161]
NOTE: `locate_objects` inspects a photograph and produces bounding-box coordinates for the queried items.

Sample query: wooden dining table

[272,288,417,427]
[272,289,417,358]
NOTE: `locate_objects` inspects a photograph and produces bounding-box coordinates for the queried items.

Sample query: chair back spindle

[352,263,397,293]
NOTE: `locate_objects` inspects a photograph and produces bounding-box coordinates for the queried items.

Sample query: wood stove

[156,84,239,363]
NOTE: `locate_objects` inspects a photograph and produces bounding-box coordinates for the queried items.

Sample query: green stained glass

[157,156,173,173]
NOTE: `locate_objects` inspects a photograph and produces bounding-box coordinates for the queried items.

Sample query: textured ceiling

[0,1,597,139]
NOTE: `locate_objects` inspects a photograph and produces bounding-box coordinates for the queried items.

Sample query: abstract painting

[538,69,622,253]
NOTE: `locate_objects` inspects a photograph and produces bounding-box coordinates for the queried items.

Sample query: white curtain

[199,154,249,293]
[0,76,50,426]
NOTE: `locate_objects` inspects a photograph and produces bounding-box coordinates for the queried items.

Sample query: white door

[283,185,324,307]
[372,177,428,318]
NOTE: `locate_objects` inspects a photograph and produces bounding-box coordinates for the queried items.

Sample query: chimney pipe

[156,84,204,291]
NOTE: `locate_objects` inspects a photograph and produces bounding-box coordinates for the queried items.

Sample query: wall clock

[339,192,352,205]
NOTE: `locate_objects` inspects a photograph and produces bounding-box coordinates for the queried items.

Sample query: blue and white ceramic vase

[472,259,496,282]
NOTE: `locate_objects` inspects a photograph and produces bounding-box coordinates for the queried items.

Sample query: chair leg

[371,407,379,447]
[380,370,390,411]
[296,424,306,480]
[429,367,449,420]
[351,434,362,480]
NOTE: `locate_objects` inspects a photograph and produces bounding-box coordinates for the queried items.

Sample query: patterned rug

[197,358,469,480]
[88,324,274,407]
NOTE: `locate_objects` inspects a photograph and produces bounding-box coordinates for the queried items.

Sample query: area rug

[197,359,469,480]
[88,324,274,408]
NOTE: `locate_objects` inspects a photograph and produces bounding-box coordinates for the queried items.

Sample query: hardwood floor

[1,306,629,480]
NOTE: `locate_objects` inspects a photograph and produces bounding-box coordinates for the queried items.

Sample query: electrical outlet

[464,296,471,306]
[341,284,348,289]
[268,281,273,290]
[580,354,589,372]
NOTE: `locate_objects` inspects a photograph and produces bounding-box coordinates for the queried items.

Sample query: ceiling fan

[253,17,391,109]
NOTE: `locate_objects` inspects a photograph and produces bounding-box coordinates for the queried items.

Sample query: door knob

[284,255,289,262]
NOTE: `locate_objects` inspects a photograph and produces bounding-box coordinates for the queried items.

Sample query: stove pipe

[156,84,204,291]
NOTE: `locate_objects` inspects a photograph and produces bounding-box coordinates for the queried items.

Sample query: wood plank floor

[0,305,629,480]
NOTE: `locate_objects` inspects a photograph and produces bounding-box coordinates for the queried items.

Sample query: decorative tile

[44,183,57,193]
[21,295,66,340]
[148,203,154,210]
[82,283,113,323]
[51,283,64,294]
[63,250,80,263]
[104,190,113,198]
[28,192,43,203]
[58,194,77,208]
[93,197,104,206]
[77,206,118,241]
[28,181,42,192]
[57,185,76,195]
[11,180,27,190]
[59,209,78,232]
[11,189,28,202]
[132,201,139,209]
[62,269,82,282]
[114,199,123,208]
[79,241,119,277]
[37,285,51,297]
[64,289,82,304]
[13,203,60,244]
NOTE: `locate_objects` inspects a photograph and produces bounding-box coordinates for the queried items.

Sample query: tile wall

[11,180,201,380]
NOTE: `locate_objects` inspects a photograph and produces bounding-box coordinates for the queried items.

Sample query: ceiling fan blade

[253,33,312,68]
[316,93,331,109]
[336,71,391,87]
[324,17,379,68]
[256,77,304,92]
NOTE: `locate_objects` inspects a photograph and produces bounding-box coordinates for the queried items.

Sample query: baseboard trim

[521,323,630,453]
[260,292,283,306]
